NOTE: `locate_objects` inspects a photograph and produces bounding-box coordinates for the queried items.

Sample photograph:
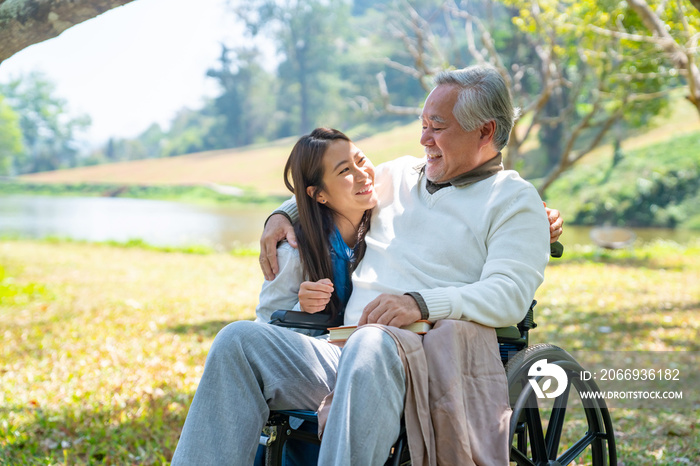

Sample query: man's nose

[420,130,432,146]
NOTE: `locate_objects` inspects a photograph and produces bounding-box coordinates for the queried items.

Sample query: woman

[249,127,377,465]
[254,127,378,330]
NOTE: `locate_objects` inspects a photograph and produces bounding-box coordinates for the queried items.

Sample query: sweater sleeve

[254,242,305,323]
[270,197,299,224]
[415,185,550,328]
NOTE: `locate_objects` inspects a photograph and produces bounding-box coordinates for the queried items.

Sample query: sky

[0,0,273,146]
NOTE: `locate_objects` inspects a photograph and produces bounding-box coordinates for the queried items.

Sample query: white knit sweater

[277,155,550,328]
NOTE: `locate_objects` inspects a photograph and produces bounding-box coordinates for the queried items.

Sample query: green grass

[0,240,263,465]
[1,238,699,464]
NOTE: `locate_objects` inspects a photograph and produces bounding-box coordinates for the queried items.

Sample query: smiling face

[420,84,495,183]
[311,139,377,224]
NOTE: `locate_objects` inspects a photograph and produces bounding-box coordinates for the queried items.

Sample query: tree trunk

[0,0,136,64]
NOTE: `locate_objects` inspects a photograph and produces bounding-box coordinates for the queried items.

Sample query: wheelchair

[260,242,617,466]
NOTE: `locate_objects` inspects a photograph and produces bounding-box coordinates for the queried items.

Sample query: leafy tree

[235,0,352,134]
[0,72,90,174]
[88,123,166,163]
[373,0,678,195]
[206,45,277,147]
[499,0,677,194]
[160,107,217,157]
[587,0,700,117]
[0,94,24,174]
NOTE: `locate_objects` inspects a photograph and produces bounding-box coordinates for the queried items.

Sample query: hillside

[13,98,700,228]
[541,98,700,229]
[18,123,425,196]
[546,130,700,229]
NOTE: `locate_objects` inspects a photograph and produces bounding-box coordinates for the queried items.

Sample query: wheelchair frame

[262,243,617,466]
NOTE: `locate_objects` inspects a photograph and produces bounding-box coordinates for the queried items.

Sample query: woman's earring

[321,200,326,204]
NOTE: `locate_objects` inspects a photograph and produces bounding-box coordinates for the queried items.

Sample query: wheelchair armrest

[495,326,523,343]
[269,310,336,331]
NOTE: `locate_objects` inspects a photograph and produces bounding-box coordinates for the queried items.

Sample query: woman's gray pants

[171,320,406,465]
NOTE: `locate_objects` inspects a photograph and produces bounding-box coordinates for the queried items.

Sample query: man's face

[420,84,489,183]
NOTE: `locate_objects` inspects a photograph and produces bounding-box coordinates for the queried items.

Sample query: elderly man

[172,66,554,465]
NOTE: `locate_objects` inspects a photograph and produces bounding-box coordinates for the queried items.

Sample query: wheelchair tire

[504,343,617,466]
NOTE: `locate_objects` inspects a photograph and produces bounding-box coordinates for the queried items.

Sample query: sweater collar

[415,153,504,194]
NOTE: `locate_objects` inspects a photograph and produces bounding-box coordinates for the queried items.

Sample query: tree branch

[625,0,687,65]
[625,0,700,112]
[0,0,136,64]
[382,58,424,80]
[376,71,422,116]
[586,23,669,46]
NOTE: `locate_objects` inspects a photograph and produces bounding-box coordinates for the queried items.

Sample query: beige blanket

[318,320,511,465]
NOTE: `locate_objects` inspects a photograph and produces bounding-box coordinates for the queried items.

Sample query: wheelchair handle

[550,241,564,258]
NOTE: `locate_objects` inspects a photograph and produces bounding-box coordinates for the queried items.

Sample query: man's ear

[479,121,496,147]
[480,121,496,139]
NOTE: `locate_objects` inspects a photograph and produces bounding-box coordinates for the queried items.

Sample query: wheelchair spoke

[510,445,537,466]
[556,432,599,465]
[545,381,572,460]
[525,398,548,463]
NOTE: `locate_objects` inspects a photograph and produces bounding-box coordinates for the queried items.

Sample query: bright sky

[0,0,271,146]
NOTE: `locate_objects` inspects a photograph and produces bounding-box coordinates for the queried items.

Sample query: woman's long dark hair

[284,128,371,322]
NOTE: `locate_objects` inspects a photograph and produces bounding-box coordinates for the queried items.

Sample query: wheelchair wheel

[505,344,617,466]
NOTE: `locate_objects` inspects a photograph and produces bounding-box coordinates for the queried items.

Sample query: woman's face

[312,139,378,221]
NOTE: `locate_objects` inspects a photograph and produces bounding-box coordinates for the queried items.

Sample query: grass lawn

[1,239,698,464]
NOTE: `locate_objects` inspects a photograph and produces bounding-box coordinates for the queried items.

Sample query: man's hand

[299,279,334,313]
[260,214,297,280]
[358,294,422,328]
[544,203,564,244]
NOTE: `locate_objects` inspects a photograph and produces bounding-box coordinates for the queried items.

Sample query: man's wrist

[405,292,429,320]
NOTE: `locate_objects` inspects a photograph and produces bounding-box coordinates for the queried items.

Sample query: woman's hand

[260,214,297,280]
[299,279,334,314]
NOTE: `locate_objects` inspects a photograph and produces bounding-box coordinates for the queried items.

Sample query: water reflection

[560,224,697,248]
[0,195,270,250]
[0,195,696,250]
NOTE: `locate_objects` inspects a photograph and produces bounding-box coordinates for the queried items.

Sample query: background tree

[0,94,24,174]
[502,0,675,194]
[235,0,353,135]
[0,72,91,174]
[374,0,677,195]
[206,45,277,147]
[587,0,700,117]
[0,0,135,64]
[159,107,218,157]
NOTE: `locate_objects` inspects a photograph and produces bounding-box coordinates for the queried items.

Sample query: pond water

[0,195,269,251]
[0,195,696,250]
